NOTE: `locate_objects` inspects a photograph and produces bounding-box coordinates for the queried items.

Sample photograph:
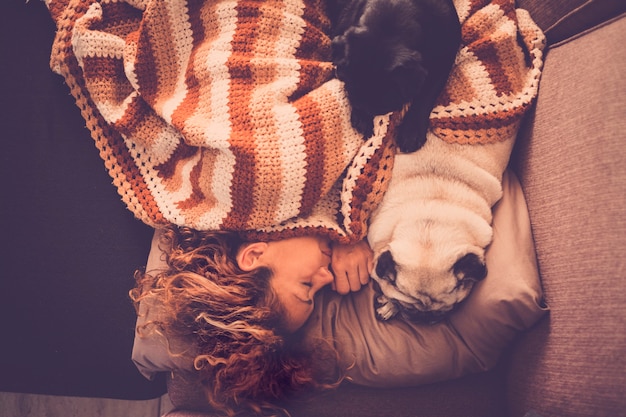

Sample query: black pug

[329,0,461,153]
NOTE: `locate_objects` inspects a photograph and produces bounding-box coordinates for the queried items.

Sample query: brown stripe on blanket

[299,84,347,199]
[113,94,159,147]
[154,142,198,192]
[149,1,192,111]
[432,122,520,145]
[175,150,222,218]
[95,2,141,38]
[492,0,516,18]
[131,3,166,106]
[46,0,67,23]
[247,96,284,228]
[495,36,528,94]
[297,94,326,217]
[296,0,331,62]
[464,0,488,21]
[435,68,477,108]
[468,41,514,97]
[290,60,333,102]
[300,0,330,41]
[170,0,209,147]
[80,55,133,106]
[222,2,263,229]
[290,0,333,100]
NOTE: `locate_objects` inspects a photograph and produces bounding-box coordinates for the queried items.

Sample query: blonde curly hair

[130,226,341,416]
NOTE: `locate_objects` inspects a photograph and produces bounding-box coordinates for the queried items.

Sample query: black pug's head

[332,0,428,119]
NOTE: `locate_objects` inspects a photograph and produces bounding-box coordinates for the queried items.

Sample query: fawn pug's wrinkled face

[369,215,489,323]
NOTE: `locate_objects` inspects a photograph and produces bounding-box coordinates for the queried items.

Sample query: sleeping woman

[131,227,371,415]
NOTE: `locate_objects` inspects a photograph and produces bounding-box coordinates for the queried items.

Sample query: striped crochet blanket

[46,0,544,242]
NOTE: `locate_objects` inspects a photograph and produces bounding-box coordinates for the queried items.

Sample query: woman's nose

[314,267,334,289]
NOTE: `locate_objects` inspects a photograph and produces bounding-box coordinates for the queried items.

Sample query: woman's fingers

[331,240,373,294]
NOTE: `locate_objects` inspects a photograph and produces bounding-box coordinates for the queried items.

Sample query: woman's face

[237,236,334,332]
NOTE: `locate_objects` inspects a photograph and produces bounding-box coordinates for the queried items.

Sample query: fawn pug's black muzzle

[371,250,487,323]
[371,278,450,324]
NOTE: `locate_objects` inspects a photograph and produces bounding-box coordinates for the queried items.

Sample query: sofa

[1,0,624,416]
[159,1,626,416]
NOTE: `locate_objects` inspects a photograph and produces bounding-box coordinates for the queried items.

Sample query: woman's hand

[331,239,373,295]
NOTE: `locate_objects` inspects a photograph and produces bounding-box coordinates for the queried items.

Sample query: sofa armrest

[507,13,626,417]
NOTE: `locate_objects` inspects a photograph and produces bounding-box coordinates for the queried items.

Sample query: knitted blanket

[46,0,544,242]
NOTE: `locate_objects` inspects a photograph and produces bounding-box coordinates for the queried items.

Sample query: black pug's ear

[331,35,348,79]
[389,52,427,102]
[331,35,347,63]
[453,253,487,282]
[375,250,397,282]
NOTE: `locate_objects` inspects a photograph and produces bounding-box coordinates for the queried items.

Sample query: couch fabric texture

[506,8,626,417]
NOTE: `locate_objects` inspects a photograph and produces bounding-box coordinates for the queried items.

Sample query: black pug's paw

[350,107,375,138]
[395,91,436,153]
[396,120,428,153]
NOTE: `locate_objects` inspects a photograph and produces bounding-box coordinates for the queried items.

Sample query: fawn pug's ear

[453,253,487,282]
[375,250,397,282]
[331,35,347,62]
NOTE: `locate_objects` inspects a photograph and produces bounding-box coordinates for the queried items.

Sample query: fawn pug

[367,135,515,322]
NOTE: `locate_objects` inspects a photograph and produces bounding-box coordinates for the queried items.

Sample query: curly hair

[130,226,341,416]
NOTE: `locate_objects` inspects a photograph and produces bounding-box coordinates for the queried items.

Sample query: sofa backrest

[516,0,626,44]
